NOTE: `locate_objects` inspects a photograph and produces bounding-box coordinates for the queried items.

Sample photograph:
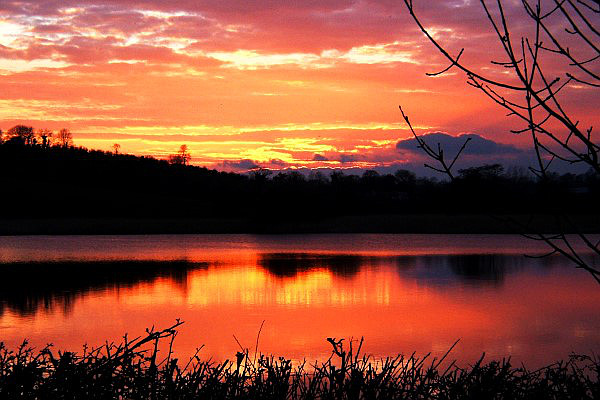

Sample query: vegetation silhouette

[401,0,600,280]
[0,138,598,233]
[0,321,597,399]
[169,144,191,165]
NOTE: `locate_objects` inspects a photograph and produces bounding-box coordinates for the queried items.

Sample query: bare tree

[404,0,599,176]
[169,144,191,165]
[57,128,73,147]
[250,167,272,183]
[112,143,121,155]
[402,0,600,281]
[37,128,53,149]
[7,125,35,145]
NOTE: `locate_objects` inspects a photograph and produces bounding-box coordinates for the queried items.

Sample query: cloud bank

[0,1,596,171]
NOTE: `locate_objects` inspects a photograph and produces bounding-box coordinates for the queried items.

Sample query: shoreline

[1,214,599,235]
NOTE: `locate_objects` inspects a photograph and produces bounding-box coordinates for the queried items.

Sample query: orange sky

[0,1,597,171]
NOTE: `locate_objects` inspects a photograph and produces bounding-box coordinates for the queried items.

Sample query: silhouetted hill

[0,142,246,218]
[0,142,598,233]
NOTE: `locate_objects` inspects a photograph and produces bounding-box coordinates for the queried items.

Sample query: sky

[0,0,597,173]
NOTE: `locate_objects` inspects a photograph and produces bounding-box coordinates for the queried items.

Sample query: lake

[0,234,598,368]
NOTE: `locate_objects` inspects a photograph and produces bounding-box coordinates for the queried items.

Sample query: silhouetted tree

[7,125,34,145]
[168,144,191,165]
[112,143,121,155]
[330,171,345,184]
[402,0,600,281]
[37,128,53,149]
[394,169,417,187]
[458,164,504,181]
[362,170,380,180]
[273,170,305,184]
[179,145,190,165]
[403,0,599,176]
[0,140,597,231]
[308,170,327,183]
[250,168,272,182]
[57,128,73,147]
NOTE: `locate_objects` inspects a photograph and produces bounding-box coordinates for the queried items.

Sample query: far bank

[1,214,599,235]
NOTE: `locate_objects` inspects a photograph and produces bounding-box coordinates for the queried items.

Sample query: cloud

[268,158,289,167]
[392,131,592,176]
[206,41,420,70]
[395,132,533,176]
[218,158,259,171]
[396,132,523,156]
[0,0,595,172]
[339,153,364,163]
[215,157,291,172]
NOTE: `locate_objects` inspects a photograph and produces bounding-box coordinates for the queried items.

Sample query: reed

[0,321,598,399]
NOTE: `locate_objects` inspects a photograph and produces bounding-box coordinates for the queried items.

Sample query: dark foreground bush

[1,321,598,399]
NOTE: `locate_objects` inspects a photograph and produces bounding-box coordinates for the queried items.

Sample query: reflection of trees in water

[450,254,600,284]
[258,253,363,278]
[0,260,205,317]
[405,253,600,285]
[446,255,510,284]
[262,252,589,286]
[3,252,592,318]
[411,254,524,285]
[258,253,543,285]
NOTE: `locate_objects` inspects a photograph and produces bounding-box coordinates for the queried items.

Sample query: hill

[0,141,599,234]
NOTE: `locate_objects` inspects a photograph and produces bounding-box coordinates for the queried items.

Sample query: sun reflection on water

[0,234,599,368]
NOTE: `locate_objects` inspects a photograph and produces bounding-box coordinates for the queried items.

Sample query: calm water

[0,234,598,367]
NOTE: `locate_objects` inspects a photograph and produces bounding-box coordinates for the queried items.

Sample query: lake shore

[1,214,599,235]
[1,322,597,400]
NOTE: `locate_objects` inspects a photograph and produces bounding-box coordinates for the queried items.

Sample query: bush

[1,321,598,399]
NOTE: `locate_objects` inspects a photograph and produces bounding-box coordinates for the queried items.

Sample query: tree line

[0,138,598,223]
[1,125,73,148]
[1,125,193,166]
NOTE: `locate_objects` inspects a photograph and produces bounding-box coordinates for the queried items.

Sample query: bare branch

[427,48,465,76]
[399,106,470,181]
[403,0,600,281]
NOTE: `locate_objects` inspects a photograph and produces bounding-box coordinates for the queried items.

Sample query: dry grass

[1,321,598,399]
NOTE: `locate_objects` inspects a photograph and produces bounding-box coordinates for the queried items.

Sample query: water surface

[0,234,598,367]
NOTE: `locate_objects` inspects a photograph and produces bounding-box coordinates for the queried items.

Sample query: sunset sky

[0,0,597,172]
